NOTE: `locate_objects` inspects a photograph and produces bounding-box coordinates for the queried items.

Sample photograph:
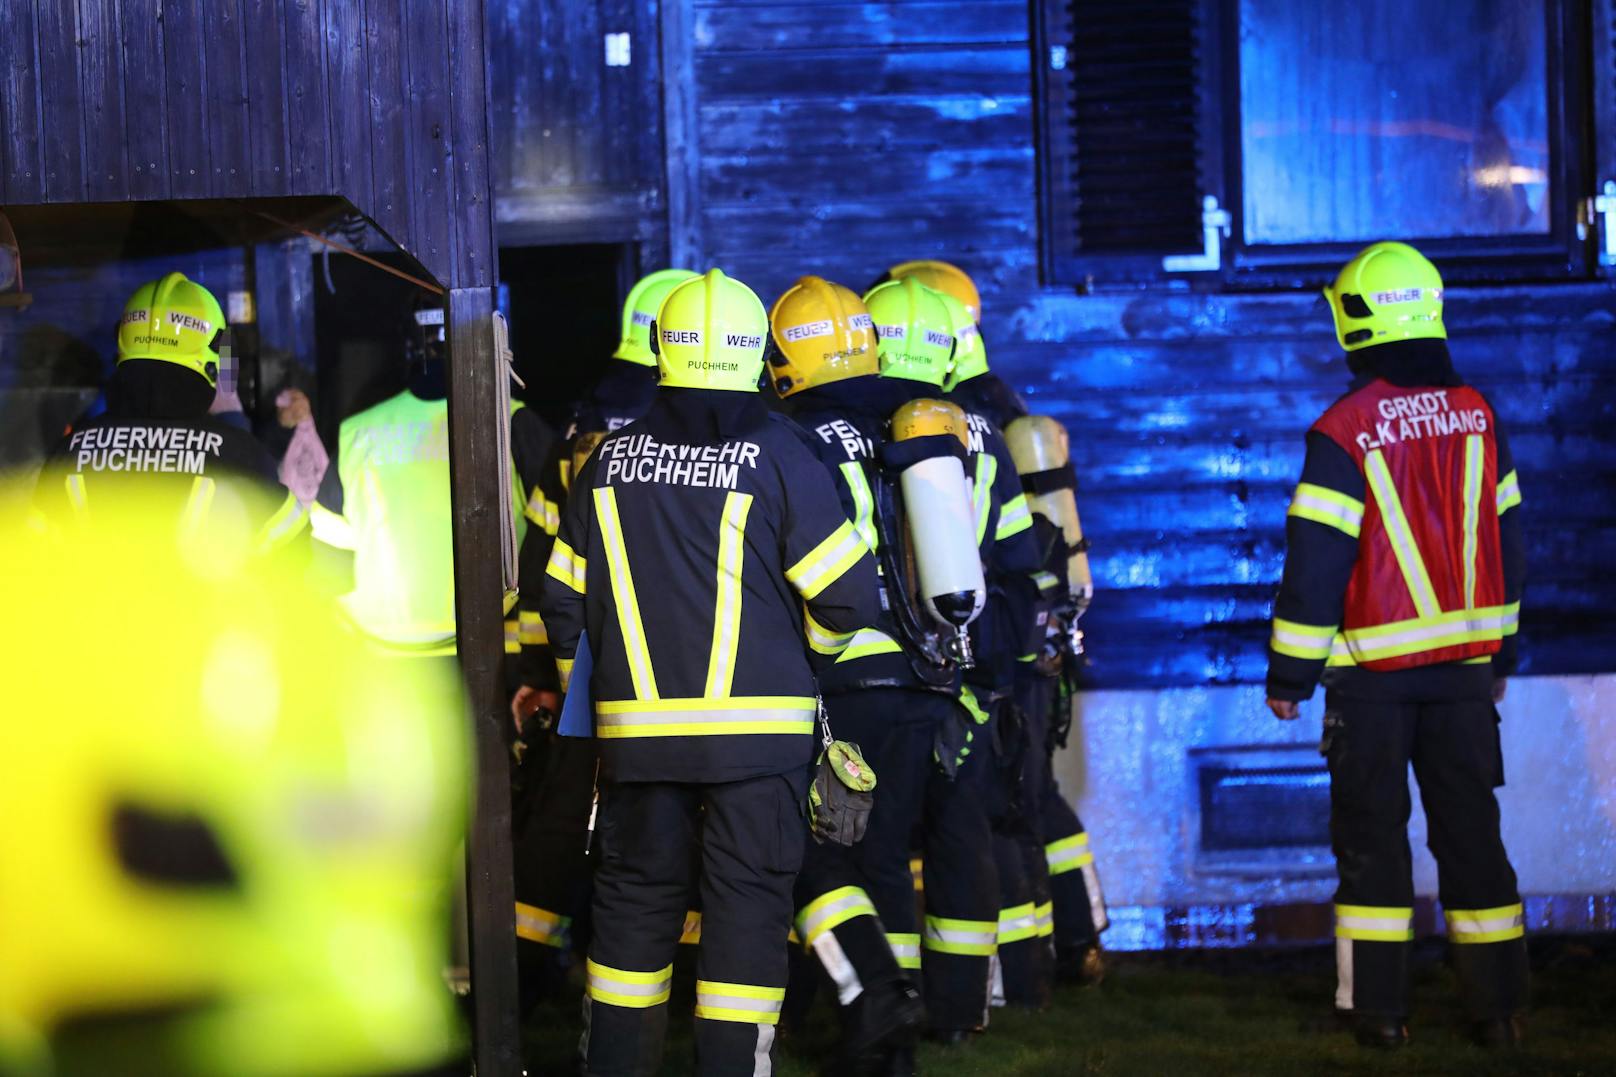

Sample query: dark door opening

[498,243,635,429]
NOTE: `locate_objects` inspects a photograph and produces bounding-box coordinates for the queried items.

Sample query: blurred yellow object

[887,259,981,324]
[0,488,469,1077]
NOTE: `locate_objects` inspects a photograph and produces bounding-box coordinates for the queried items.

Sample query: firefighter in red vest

[1267,242,1527,1050]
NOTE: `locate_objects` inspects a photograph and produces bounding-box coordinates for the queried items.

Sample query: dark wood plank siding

[2,0,495,291]
[684,0,1616,687]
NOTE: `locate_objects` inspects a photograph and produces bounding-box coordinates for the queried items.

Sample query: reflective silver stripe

[1496,469,1521,513]
[64,473,89,514]
[1288,482,1365,537]
[180,475,216,539]
[886,934,921,965]
[704,492,753,697]
[593,698,816,739]
[595,487,658,698]
[995,493,1032,538]
[1364,449,1441,618]
[753,1024,776,1077]
[1462,435,1483,609]
[258,492,308,549]
[786,521,866,600]
[972,453,996,545]
[1329,608,1508,661]
[839,460,878,553]
[795,887,876,945]
[695,993,784,1015]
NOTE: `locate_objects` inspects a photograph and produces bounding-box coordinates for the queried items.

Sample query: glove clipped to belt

[934,685,992,780]
[808,700,877,846]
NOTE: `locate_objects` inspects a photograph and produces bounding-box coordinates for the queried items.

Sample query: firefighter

[32,273,307,558]
[0,497,469,1077]
[540,269,880,1077]
[1267,242,1527,1049]
[507,267,697,1010]
[894,258,1111,987]
[767,276,934,1073]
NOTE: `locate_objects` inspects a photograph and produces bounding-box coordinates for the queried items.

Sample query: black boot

[839,980,925,1076]
[884,1043,917,1077]
[1055,942,1105,986]
[1352,1014,1409,1050]
[1471,1016,1525,1049]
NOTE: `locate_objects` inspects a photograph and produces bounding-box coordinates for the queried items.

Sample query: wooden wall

[672,0,1616,688]
[0,0,497,291]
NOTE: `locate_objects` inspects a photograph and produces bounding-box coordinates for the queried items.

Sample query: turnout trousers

[1323,680,1528,1021]
[986,675,1055,1008]
[511,731,597,1008]
[582,772,807,1077]
[793,688,999,1033]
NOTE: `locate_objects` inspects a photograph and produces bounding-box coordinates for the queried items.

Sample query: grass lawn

[522,934,1616,1075]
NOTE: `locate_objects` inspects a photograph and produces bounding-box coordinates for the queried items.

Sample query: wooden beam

[660,0,702,268]
[445,286,523,1077]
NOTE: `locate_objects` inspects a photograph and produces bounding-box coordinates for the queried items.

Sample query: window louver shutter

[1036,0,1223,284]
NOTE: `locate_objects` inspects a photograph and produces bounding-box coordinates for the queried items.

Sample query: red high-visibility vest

[1312,379,1508,671]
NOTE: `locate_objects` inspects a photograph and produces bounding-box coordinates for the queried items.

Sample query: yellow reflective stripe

[1496,469,1521,514]
[704,492,754,697]
[1288,482,1365,538]
[308,501,356,549]
[593,696,816,738]
[840,460,878,553]
[1445,903,1525,944]
[1032,570,1060,593]
[995,492,1033,540]
[786,519,867,600]
[556,656,574,691]
[924,915,998,956]
[1462,435,1483,610]
[888,932,922,969]
[694,980,786,1025]
[525,489,561,535]
[1364,450,1441,618]
[834,627,903,663]
[1271,617,1338,660]
[1501,601,1520,638]
[514,902,571,948]
[679,910,702,945]
[595,487,658,699]
[1046,831,1093,875]
[997,902,1039,945]
[804,607,856,656]
[64,472,89,515]
[518,610,548,645]
[257,490,309,551]
[1328,605,1509,665]
[958,684,989,724]
[587,959,672,1008]
[546,537,587,594]
[503,618,521,655]
[795,886,878,946]
[179,475,216,541]
[973,453,997,546]
[1034,901,1055,938]
[1335,904,1414,942]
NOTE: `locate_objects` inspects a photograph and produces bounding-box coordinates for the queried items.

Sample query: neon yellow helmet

[117,272,228,386]
[614,268,700,365]
[864,277,955,389]
[938,292,988,390]
[654,268,768,392]
[0,495,468,1077]
[767,276,878,398]
[1323,242,1446,352]
[888,259,982,324]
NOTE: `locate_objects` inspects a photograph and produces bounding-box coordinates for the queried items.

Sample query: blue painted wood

[32,0,86,202]
[280,0,330,196]
[77,0,132,200]
[242,0,291,195]
[0,0,42,203]
[120,0,172,201]
[162,0,212,199]
[323,0,374,208]
[201,0,252,196]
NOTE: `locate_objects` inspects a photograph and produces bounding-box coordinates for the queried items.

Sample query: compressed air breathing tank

[1004,415,1093,603]
[891,399,986,633]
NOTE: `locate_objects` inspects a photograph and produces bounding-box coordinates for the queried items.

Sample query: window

[1034,0,1614,287]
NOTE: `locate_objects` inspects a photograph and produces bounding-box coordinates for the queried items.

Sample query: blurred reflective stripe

[593,696,815,738]
[1046,831,1093,875]
[995,493,1032,540]
[1365,450,1440,618]
[179,476,216,541]
[64,473,89,516]
[595,488,658,699]
[503,618,520,654]
[556,656,574,691]
[972,453,996,545]
[1032,570,1061,593]
[1288,482,1364,538]
[924,915,997,956]
[1335,904,1414,942]
[257,491,308,551]
[804,607,856,655]
[1502,601,1520,637]
[526,488,561,534]
[680,910,702,945]
[834,628,902,663]
[1327,606,1509,665]
[519,611,548,645]
[309,501,355,549]
[1271,618,1337,660]
[795,886,877,947]
[786,520,867,600]
[997,903,1039,945]
[1496,469,1521,513]
[1446,903,1525,944]
[546,537,587,594]
[1461,435,1484,609]
[1034,902,1055,938]
[514,902,571,949]
[705,492,754,696]
[840,461,878,553]
[887,932,922,969]
[694,980,786,1025]
[586,959,671,1008]
[910,856,924,893]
